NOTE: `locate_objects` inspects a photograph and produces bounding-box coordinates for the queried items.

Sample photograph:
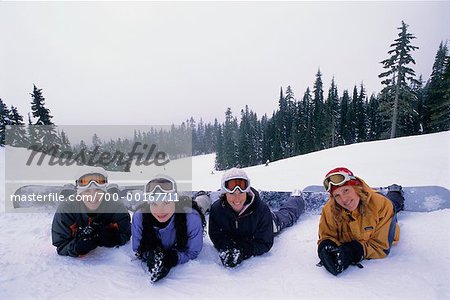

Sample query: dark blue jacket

[52,200,131,257]
[208,188,274,259]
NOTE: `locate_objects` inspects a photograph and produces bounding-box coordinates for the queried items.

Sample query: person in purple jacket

[132,175,206,283]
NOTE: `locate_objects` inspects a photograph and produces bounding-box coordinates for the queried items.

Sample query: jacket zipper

[235,210,254,229]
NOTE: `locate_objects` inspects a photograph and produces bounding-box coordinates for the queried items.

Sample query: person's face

[150,201,176,223]
[226,191,247,213]
[81,189,105,211]
[332,185,360,212]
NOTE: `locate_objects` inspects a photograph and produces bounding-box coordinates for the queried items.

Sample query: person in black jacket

[52,168,131,257]
[209,168,304,268]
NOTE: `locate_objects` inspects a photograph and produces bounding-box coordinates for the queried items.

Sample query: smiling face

[81,189,105,211]
[225,191,247,213]
[332,185,361,212]
[149,201,176,223]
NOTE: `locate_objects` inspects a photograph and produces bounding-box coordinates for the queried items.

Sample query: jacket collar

[238,189,255,216]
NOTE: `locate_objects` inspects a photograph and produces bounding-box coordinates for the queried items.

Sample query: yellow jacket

[318,178,400,259]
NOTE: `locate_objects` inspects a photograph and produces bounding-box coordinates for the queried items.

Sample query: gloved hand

[338,240,364,266]
[97,225,121,247]
[145,248,178,283]
[318,240,364,276]
[318,243,341,276]
[75,225,99,255]
[219,247,244,268]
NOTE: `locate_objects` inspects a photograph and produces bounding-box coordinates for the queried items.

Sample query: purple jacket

[132,209,203,265]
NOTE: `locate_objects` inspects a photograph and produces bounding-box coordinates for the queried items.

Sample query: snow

[1,131,450,299]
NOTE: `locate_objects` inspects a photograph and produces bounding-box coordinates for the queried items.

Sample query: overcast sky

[1,1,449,127]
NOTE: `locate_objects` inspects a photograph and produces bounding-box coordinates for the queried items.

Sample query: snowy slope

[1,131,450,299]
[189,130,450,191]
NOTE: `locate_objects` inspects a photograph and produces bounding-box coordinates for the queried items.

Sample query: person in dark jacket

[209,168,304,268]
[52,168,131,257]
[132,175,206,283]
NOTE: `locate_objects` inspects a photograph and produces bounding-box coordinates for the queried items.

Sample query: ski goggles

[77,173,108,187]
[76,173,108,192]
[323,172,356,192]
[145,177,176,193]
[223,178,250,194]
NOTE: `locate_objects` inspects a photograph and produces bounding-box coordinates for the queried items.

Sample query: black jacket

[51,200,131,257]
[208,188,274,259]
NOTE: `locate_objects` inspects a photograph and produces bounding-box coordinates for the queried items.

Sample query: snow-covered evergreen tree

[379,21,419,138]
[425,41,449,132]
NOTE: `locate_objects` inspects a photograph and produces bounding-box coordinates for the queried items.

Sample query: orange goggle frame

[223,178,250,193]
[77,173,108,187]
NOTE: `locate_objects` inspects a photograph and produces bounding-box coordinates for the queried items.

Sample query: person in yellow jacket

[317,167,404,276]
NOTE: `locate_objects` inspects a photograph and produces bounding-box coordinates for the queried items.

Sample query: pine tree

[260,114,272,163]
[325,77,339,148]
[275,87,290,158]
[425,41,449,132]
[366,94,382,141]
[348,86,359,143]
[30,85,54,125]
[294,93,307,154]
[8,105,28,147]
[415,76,426,133]
[441,54,450,130]
[215,124,225,170]
[302,87,314,153]
[0,98,12,146]
[339,90,351,145]
[196,119,206,155]
[290,101,301,155]
[355,83,367,142]
[59,130,71,152]
[312,69,325,150]
[283,86,295,157]
[238,106,251,167]
[379,21,419,138]
[204,122,216,154]
[220,108,239,169]
[29,85,60,153]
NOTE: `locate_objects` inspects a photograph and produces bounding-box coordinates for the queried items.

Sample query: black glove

[162,249,179,269]
[97,226,121,247]
[318,240,364,276]
[75,225,99,255]
[219,247,244,268]
[318,241,341,276]
[339,241,364,265]
[145,248,178,283]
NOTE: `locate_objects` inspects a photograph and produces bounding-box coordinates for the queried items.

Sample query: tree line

[203,22,449,170]
[0,86,193,171]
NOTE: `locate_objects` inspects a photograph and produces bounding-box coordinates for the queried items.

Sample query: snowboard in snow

[301,185,450,212]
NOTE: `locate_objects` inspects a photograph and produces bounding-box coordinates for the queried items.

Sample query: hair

[331,185,369,223]
[137,196,206,257]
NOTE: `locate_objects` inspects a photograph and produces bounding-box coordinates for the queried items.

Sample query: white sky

[1,1,449,126]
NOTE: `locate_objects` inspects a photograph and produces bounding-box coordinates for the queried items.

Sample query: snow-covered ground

[1,131,449,299]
